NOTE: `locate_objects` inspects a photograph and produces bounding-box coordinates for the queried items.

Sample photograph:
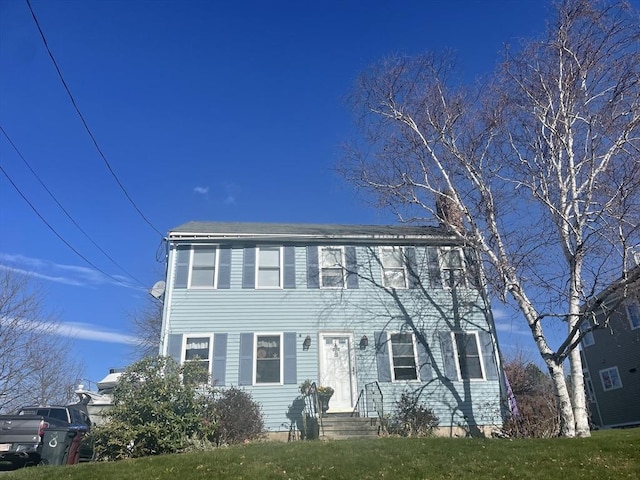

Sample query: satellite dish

[150,280,166,300]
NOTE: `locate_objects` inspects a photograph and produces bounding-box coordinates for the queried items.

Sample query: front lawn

[4,428,639,480]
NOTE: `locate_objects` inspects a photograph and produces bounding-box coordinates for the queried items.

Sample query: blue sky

[1,0,551,386]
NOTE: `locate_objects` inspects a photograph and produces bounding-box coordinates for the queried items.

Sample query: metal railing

[350,381,385,433]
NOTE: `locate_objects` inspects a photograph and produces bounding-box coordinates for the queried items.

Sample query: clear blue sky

[1,0,553,386]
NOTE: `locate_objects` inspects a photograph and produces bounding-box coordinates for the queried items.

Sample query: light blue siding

[164,243,504,431]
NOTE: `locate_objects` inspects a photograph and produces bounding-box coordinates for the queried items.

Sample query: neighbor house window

[389,333,418,381]
[320,247,345,288]
[454,332,484,379]
[183,335,212,384]
[381,247,407,289]
[440,247,466,288]
[257,246,282,288]
[599,366,622,391]
[190,246,217,288]
[580,322,595,347]
[255,334,282,384]
[626,299,640,330]
[583,370,596,403]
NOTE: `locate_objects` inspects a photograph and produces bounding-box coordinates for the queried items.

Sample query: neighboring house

[581,265,640,429]
[159,221,506,436]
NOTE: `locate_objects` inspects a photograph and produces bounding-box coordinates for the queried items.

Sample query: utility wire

[26,0,164,238]
[0,164,141,289]
[0,125,147,288]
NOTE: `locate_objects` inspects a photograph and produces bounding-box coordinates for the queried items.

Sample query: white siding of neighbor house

[162,243,504,432]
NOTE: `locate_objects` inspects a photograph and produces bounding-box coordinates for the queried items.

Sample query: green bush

[388,390,439,437]
[212,386,264,445]
[92,357,216,460]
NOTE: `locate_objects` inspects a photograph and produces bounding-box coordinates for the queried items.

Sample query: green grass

[3,429,639,480]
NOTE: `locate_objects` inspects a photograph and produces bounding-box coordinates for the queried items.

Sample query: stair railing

[351,389,365,417]
[309,382,324,437]
[365,381,385,433]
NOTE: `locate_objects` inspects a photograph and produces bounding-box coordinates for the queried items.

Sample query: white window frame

[625,298,640,330]
[599,366,623,391]
[254,332,283,385]
[319,246,346,289]
[388,332,419,381]
[439,247,467,289]
[583,369,596,403]
[256,246,283,289]
[380,247,408,289]
[188,245,218,289]
[580,322,595,347]
[181,334,213,384]
[452,332,485,380]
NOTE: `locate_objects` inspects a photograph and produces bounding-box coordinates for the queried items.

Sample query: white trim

[188,245,219,289]
[439,247,467,289]
[253,332,283,386]
[319,246,346,289]
[379,246,408,289]
[255,246,284,289]
[451,331,486,381]
[387,331,419,382]
[599,366,623,391]
[318,332,357,412]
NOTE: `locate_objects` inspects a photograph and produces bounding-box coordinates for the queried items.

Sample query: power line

[0,164,141,289]
[0,125,147,288]
[25,0,164,238]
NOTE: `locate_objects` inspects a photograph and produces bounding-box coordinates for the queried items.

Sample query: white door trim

[318,332,357,412]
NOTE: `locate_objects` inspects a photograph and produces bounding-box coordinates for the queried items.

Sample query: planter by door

[318,394,333,413]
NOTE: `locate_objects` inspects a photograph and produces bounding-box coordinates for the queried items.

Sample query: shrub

[212,387,264,445]
[388,390,439,437]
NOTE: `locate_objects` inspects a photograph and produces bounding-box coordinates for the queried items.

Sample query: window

[440,247,466,288]
[320,247,345,288]
[183,335,212,384]
[583,370,596,403]
[454,332,484,379]
[381,247,407,289]
[626,299,640,330]
[580,322,595,347]
[190,246,217,288]
[255,334,281,384]
[599,366,622,391]
[390,333,418,380]
[257,246,282,288]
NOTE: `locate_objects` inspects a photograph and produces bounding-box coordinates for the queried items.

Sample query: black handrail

[351,389,365,417]
[309,382,324,437]
[365,381,385,433]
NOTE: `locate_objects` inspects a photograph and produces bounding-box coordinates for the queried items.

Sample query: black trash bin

[40,428,85,466]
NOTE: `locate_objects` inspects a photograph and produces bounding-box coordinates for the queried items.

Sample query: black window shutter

[307,246,319,288]
[238,333,254,385]
[284,246,296,289]
[405,247,420,289]
[439,332,458,380]
[346,246,359,289]
[375,331,392,382]
[283,332,297,384]
[218,247,232,289]
[242,247,256,289]
[174,246,190,289]
[416,339,432,381]
[213,333,228,386]
[166,334,183,363]
[479,331,498,380]
[427,247,443,289]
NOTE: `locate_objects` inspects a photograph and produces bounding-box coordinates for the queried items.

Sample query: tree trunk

[568,341,591,437]
[546,360,576,437]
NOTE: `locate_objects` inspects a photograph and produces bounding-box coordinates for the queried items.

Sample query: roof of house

[168,221,457,244]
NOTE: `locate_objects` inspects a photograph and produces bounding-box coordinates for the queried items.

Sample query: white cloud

[193,186,209,195]
[0,253,142,291]
[494,321,530,336]
[56,322,140,345]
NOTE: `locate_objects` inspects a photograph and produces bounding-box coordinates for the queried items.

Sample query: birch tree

[342,0,640,437]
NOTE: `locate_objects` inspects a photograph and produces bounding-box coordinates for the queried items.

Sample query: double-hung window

[441,247,466,288]
[599,366,622,391]
[257,246,282,288]
[190,246,217,288]
[454,332,484,380]
[320,246,345,288]
[381,247,407,289]
[183,335,213,384]
[626,298,640,330]
[255,334,282,384]
[389,333,418,380]
[580,322,595,347]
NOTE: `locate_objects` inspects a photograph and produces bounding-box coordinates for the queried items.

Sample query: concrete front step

[320,414,381,439]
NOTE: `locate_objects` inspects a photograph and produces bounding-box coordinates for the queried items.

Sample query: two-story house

[159,221,506,437]
[581,265,640,429]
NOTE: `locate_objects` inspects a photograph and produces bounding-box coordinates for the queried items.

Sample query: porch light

[359,335,369,350]
[303,335,312,351]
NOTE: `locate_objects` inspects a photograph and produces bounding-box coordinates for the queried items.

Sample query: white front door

[319,333,356,412]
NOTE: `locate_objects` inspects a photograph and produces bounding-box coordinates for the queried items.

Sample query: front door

[319,333,356,412]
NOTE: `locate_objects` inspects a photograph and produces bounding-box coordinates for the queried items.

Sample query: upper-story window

[257,246,282,288]
[453,332,484,380]
[389,332,418,380]
[440,247,466,288]
[599,366,622,391]
[580,322,595,347]
[190,246,217,288]
[626,298,640,330]
[381,247,408,289]
[320,246,345,288]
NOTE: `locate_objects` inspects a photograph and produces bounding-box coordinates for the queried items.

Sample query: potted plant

[316,385,334,413]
